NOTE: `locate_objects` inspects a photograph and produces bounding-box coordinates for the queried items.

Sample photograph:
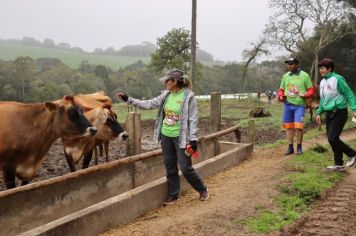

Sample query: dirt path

[102,128,356,236]
[284,168,356,236]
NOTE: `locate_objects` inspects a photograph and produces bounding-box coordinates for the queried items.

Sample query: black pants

[161,134,207,198]
[326,109,355,166]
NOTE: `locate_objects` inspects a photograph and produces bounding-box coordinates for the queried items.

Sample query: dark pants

[161,134,207,198]
[326,109,355,166]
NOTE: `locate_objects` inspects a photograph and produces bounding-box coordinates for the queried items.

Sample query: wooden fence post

[234,127,241,143]
[247,119,255,144]
[210,92,221,133]
[126,112,141,156]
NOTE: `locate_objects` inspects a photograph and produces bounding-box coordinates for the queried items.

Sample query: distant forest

[0,56,285,102]
[0,31,355,103]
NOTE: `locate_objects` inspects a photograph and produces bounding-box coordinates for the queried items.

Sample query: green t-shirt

[279,70,313,106]
[161,89,184,137]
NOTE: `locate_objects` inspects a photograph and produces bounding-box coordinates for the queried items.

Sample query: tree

[149,28,191,73]
[93,48,104,54]
[79,60,93,73]
[104,47,116,55]
[240,38,270,98]
[118,43,157,57]
[94,65,111,92]
[338,0,356,7]
[57,42,71,49]
[191,0,197,89]
[13,57,36,101]
[36,58,62,71]
[266,0,355,83]
[70,47,85,53]
[21,37,41,46]
[94,65,109,79]
[42,38,55,48]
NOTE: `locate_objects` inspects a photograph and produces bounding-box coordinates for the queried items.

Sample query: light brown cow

[93,140,109,164]
[62,92,127,171]
[0,96,96,189]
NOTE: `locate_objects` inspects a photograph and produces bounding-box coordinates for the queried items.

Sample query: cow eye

[68,108,79,119]
[106,116,113,123]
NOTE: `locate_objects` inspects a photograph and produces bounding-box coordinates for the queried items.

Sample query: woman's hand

[316,115,321,125]
[189,140,198,152]
[353,112,356,118]
[116,92,128,102]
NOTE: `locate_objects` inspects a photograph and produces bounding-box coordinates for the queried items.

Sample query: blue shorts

[282,103,305,129]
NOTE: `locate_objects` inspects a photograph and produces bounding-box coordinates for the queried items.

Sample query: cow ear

[63,95,75,103]
[45,102,58,112]
[99,110,108,124]
[102,103,112,109]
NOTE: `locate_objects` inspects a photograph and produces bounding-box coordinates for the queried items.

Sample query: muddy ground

[0,116,319,190]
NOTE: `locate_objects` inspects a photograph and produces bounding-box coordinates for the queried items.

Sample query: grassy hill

[0,41,224,70]
[0,41,149,70]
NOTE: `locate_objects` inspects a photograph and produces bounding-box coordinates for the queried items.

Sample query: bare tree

[190,0,197,90]
[266,0,356,83]
[240,38,270,99]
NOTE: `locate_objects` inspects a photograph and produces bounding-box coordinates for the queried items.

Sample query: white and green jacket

[316,72,356,115]
[127,89,198,148]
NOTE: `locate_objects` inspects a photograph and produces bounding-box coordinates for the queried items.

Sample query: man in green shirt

[278,58,314,155]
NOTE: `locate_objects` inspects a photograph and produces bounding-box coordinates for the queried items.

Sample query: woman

[316,58,356,171]
[117,68,209,205]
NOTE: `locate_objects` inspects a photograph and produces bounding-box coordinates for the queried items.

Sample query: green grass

[240,141,356,234]
[0,41,149,70]
[113,98,285,128]
[113,98,355,144]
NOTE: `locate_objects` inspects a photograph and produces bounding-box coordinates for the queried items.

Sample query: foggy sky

[0,0,271,62]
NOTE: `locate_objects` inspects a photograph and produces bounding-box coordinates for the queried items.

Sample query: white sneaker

[326,165,345,172]
[346,156,356,167]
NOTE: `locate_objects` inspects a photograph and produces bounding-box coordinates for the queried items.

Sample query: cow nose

[120,131,128,140]
[89,127,97,136]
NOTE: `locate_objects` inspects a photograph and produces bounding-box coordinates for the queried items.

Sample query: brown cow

[305,85,320,122]
[0,96,96,189]
[93,140,109,164]
[62,92,128,171]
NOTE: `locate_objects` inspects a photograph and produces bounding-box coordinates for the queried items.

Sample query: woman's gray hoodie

[127,89,198,148]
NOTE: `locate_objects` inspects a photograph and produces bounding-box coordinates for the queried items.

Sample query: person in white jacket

[117,68,209,205]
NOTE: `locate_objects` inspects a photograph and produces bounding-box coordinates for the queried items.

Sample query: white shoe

[326,165,345,172]
[346,156,356,167]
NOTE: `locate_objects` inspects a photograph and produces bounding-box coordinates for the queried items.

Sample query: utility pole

[191,0,197,90]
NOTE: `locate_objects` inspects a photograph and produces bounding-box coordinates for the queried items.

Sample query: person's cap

[159,68,184,82]
[284,58,299,65]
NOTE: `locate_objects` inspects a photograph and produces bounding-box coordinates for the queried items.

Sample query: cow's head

[45,95,97,137]
[91,104,128,141]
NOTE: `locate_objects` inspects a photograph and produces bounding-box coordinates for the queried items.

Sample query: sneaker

[326,165,345,172]
[163,196,178,205]
[199,189,209,201]
[297,146,303,155]
[284,147,294,155]
[346,156,356,167]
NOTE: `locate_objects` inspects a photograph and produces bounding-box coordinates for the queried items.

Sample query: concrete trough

[0,125,252,236]
[21,142,253,236]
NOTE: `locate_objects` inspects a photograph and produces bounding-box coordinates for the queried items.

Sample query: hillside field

[0,41,221,69]
[0,41,149,69]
